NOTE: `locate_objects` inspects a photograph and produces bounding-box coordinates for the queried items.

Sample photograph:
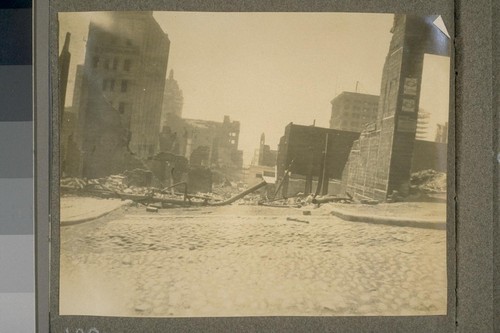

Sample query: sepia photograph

[57,11,451,317]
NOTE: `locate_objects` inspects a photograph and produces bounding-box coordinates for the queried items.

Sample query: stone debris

[286,217,309,224]
[123,169,153,187]
[410,169,446,193]
[146,206,159,213]
[312,195,354,205]
[212,183,243,200]
[60,177,88,189]
[360,199,379,205]
[62,174,203,207]
[61,174,267,209]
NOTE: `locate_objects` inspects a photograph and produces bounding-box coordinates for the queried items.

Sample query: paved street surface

[60,196,130,224]
[60,204,447,317]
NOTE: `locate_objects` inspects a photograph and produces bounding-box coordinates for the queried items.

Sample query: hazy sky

[59,12,450,165]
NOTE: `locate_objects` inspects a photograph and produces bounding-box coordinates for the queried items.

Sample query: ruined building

[329,92,379,133]
[342,15,450,200]
[185,116,243,171]
[276,123,359,196]
[245,133,277,187]
[69,12,170,178]
[160,114,243,172]
[255,133,277,167]
[215,116,243,171]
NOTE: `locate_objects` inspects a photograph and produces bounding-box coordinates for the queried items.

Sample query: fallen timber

[259,202,302,208]
[257,195,303,208]
[206,181,267,206]
[61,179,268,208]
[311,195,353,204]
[119,193,204,207]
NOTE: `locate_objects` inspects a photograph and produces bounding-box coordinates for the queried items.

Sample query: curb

[61,200,132,226]
[330,209,446,230]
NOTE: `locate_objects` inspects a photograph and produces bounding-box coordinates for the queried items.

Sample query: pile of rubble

[61,174,146,195]
[211,181,269,205]
[62,173,192,204]
[211,182,242,200]
[257,192,355,208]
[60,172,270,209]
[237,193,262,205]
[410,169,447,193]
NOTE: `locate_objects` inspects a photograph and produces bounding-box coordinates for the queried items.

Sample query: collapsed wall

[74,74,147,179]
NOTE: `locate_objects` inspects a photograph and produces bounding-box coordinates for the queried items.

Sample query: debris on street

[360,199,379,205]
[410,169,447,193]
[146,206,159,213]
[311,195,354,205]
[286,217,310,224]
[61,174,269,209]
[60,169,445,212]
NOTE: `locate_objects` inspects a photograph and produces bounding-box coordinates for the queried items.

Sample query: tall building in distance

[254,133,277,167]
[245,133,277,187]
[76,11,170,168]
[329,91,379,132]
[416,109,430,140]
[161,69,184,125]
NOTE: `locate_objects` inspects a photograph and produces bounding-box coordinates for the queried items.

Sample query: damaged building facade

[342,15,450,201]
[276,123,359,197]
[157,69,243,179]
[66,11,170,178]
[328,90,446,179]
[160,114,244,174]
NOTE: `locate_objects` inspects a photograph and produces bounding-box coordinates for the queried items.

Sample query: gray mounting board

[34,0,498,332]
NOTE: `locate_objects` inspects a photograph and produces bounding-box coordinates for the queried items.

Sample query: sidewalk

[324,202,446,230]
[60,196,132,226]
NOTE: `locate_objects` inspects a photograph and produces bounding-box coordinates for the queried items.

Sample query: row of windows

[103,79,129,93]
[97,31,133,47]
[342,106,377,112]
[332,112,376,120]
[93,56,132,72]
[339,113,374,119]
[332,119,369,128]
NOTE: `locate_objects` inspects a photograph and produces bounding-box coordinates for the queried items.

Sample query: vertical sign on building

[344,15,450,200]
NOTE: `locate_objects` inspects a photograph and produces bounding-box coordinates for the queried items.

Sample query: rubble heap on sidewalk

[410,169,447,193]
[62,171,212,201]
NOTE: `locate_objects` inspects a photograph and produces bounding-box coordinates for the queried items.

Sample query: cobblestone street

[59,205,447,317]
